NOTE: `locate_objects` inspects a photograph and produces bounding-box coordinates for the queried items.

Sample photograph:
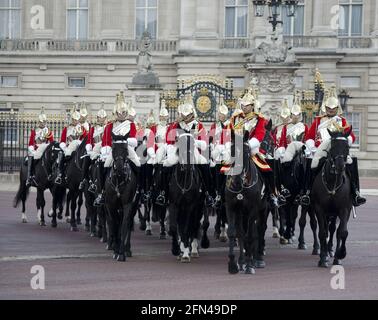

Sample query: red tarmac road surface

[0,190,377,300]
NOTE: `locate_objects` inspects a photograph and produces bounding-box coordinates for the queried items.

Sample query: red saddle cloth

[220,153,272,174]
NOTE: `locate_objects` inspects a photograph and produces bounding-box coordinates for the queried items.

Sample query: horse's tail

[13,168,30,208]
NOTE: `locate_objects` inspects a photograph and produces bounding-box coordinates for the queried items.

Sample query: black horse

[64,138,87,231]
[104,133,138,262]
[312,128,353,267]
[168,134,205,263]
[13,142,64,227]
[225,132,266,274]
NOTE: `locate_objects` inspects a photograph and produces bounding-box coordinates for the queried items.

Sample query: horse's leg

[226,204,239,274]
[315,205,329,268]
[254,206,268,268]
[168,204,180,256]
[65,190,71,223]
[70,191,78,231]
[36,189,46,226]
[178,204,191,263]
[116,203,133,262]
[327,216,337,258]
[214,207,221,239]
[51,188,58,228]
[298,205,307,250]
[219,205,228,242]
[201,206,210,249]
[291,203,299,240]
[244,215,256,275]
[145,202,152,236]
[76,192,83,225]
[309,206,320,255]
[159,206,167,240]
[334,209,350,265]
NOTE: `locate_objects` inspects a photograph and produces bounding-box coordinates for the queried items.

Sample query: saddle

[221,153,272,174]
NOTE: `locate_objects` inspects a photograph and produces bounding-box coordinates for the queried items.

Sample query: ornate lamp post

[252,0,299,32]
[338,89,351,113]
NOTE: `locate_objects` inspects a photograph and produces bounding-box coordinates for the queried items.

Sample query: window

[0,105,19,144]
[282,1,304,36]
[0,0,21,39]
[136,0,157,39]
[0,75,18,87]
[227,77,245,88]
[340,76,361,88]
[67,0,88,40]
[338,0,363,36]
[68,76,86,88]
[225,0,248,38]
[345,112,361,148]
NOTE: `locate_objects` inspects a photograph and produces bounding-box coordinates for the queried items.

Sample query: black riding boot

[347,157,366,207]
[79,155,91,191]
[156,166,172,206]
[142,164,153,203]
[198,164,215,207]
[26,156,35,187]
[55,151,66,185]
[300,158,314,206]
[274,159,291,198]
[94,162,107,207]
[262,169,286,208]
[213,164,225,208]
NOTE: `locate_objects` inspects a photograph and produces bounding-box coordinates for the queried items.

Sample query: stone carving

[250,71,295,94]
[137,30,154,73]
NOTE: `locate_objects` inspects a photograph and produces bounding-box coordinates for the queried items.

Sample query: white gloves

[251,147,260,155]
[194,139,207,151]
[28,145,35,153]
[100,146,112,160]
[248,138,260,151]
[275,147,285,160]
[127,138,137,148]
[85,144,93,153]
[59,142,66,151]
[147,147,156,159]
[348,136,353,147]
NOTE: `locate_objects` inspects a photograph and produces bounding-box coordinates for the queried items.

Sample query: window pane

[225,7,235,37]
[0,10,8,38]
[11,0,20,7]
[136,8,145,39]
[236,6,247,37]
[147,8,157,39]
[10,8,20,38]
[148,0,157,7]
[338,5,349,36]
[78,9,88,39]
[225,0,236,6]
[1,75,18,87]
[345,112,360,146]
[79,0,88,8]
[136,0,145,8]
[0,1,10,8]
[351,5,362,36]
[68,77,85,88]
[67,10,76,39]
[237,0,248,5]
[293,6,304,35]
[282,7,291,35]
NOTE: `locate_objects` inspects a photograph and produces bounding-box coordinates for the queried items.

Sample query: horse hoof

[328,250,335,258]
[219,235,228,243]
[181,256,191,263]
[201,238,210,249]
[298,243,307,250]
[287,238,293,244]
[214,231,220,240]
[172,247,181,257]
[22,218,27,223]
[51,222,57,228]
[100,237,107,243]
[57,214,62,220]
[117,254,126,262]
[336,249,347,260]
[139,222,146,231]
[66,218,71,223]
[312,248,320,255]
[106,244,113,251]
[112,253,117,260]
[76,219,82,225]
[244,267,256,275]
[145,230,152,236]
[272,232,279,239]
[333,259,342,266]
[159,234,167,240]
[47,210,53,218]
[318,260,329,268]
[239,264,245,272]
[90,232,96,237]
[126,251,132,258]
[70,226,78,232]
[191,252,199,258]
[228,262,239,274]
[39,221,46,227]
[280,237,289,245]
[253,260,266,269]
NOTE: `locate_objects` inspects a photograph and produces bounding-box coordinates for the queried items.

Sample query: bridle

[110,142,131,198]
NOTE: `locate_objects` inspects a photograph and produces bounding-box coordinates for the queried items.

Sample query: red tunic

[146,125,157,151]
[60,126,88,143]
[208,122,231,146]
[28,128,54,149]
[305,116,355,147]
[86,126,95,146]
[101,121,137,147]
[278,123,309,148]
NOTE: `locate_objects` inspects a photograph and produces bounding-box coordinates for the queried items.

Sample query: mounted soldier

[55,105,87,185]
[164,94,215,207]
[94,91,140,206]
[209,96,231,208]
[226,88,286,209]
[82,103,108,193]
[301,86,366,207]
[26,107,54,187]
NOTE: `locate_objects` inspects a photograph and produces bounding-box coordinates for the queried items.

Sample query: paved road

[0,190,377,300]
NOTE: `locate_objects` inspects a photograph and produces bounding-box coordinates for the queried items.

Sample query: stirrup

[142,191,151,203]
[300,194,311,207]
[205,192,214,207]
[54,176,62,185]
[155,193,166,206]
[213,194,222,208]
[88,182,97,194]
[281,187,291,198]
[94,194,105,207]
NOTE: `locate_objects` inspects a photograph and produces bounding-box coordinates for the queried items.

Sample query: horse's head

[260,119,275,157]
[328,126,352,174]
[177,130,195,165]
[43,141,61,164]
[111,132,129,175]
